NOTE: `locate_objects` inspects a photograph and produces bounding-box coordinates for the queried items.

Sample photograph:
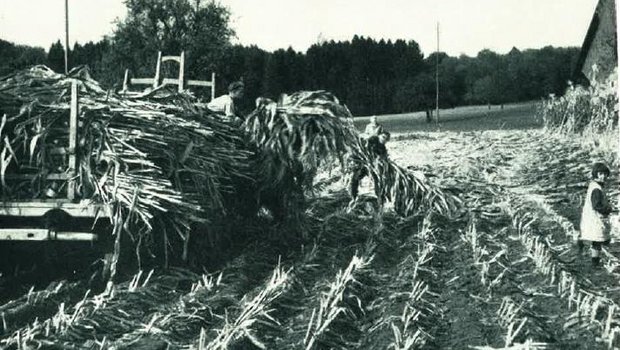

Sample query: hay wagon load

[0,64,453,275]
[0,65,258,269]
[0,67,112,242]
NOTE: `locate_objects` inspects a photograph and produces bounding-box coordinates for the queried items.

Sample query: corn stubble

[1,64,618,349]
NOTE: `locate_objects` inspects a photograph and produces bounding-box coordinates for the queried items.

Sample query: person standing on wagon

[579,162,615,267]
[207,81,245,123]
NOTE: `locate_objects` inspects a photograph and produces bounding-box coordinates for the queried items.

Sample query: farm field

[0,105,619,349]
[353,102,541,133]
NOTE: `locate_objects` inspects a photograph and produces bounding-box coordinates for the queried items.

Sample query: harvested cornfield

[0,67,619,349]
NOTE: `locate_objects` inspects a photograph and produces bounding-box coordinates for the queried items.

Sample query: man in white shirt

[207,81,245,122]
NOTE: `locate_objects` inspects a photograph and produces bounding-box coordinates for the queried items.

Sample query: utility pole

[435,22,440,123]
[65,0,69,74]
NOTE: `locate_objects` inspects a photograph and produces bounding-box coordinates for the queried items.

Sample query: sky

[0,0,599,57]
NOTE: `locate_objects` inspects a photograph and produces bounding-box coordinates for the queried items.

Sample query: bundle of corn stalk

[245,91,457,218]
[245,91,357,184]
[243,91,359,221]
[0,65,255,261]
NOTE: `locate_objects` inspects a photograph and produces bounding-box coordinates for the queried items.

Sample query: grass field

[353,102,541,133]
[1,103,619,349]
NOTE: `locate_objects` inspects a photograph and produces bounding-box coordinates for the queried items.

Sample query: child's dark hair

[592,162,611,178]
[380,130,391,139]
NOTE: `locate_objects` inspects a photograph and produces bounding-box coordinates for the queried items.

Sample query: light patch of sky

[0,0,598,56]
[226,0,598,56]
[0,0,127,50]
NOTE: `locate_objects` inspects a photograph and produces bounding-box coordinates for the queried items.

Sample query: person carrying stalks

[348,130,391,210]
[362,115,384,139]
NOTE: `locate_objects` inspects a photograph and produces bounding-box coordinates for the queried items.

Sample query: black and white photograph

[0,0,618,348]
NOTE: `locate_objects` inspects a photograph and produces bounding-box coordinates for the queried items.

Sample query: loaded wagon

[0,53,217,275]
[0,80,118,279]
[0,81,111,243]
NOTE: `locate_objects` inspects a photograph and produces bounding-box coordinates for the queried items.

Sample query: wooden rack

[122,51,216,100]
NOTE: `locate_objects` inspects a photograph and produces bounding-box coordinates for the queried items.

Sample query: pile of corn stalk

[246,92,457,218]
[0,65,255,266]
[0,66,455,269]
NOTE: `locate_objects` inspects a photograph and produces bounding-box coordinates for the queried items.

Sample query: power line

[435,22,440,123]
[65,0,69,74]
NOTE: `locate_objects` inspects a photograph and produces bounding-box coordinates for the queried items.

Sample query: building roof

[573,0,617,82]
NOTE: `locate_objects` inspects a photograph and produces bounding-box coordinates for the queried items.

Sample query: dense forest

[0,0,580,116]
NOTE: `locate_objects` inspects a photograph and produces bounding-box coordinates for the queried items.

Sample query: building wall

[582,0,618,82]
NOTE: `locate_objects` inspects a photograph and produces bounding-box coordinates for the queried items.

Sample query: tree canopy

[1,0,581,116]
[0,39,47,76]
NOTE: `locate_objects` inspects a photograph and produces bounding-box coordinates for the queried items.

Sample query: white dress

[579,181,610,242]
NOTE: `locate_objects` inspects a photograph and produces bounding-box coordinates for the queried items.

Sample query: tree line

[1,0,580,116]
